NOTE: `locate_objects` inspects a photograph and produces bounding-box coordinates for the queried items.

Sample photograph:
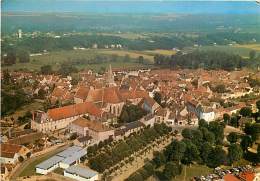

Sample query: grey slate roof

[57,146,82,158]
[62,149,87,165]
[36,155,64,170]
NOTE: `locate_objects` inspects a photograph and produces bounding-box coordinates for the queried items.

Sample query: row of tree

[154,50,259,70]
[88,123,171,173]
[2,48,30,65]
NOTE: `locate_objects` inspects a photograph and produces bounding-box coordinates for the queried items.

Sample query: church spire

[107,64,115,87]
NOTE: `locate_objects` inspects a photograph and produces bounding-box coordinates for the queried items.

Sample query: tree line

[154,50,260,70]
[87,123,171,173]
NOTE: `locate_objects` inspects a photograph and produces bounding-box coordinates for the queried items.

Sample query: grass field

[194,44,260,58]
[99,49,154,61]
[234,44,260,51]
[3,49,153,71]
[144,49,177,56]
[172,164,212,181]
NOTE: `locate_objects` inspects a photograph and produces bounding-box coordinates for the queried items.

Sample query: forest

[154,50,260,70]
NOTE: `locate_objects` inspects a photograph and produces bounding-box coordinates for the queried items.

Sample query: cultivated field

[144,49,177,56]
[3,49,154,71]
[194,44,260,58]
[234,44,260,51]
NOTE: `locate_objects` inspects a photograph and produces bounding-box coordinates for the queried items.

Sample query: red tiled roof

[87,87,123,104]
[75,87,89,100]
[51,87,64,98]
[0,143,22,158]
[47,102,102,121]
[239,172,255,181]
[72,117,112,132]
[224,174,240,181]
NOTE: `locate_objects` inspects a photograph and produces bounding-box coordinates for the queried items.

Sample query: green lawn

[19,146,67,177]
[172,164,213,181]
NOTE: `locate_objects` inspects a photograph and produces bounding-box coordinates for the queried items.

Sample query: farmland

[193,44,260,58]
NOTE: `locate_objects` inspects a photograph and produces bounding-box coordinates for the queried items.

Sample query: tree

[257,144,260,163]
[240,135,253,152]
[208,121,224,145]
[223,113,231,124]
[230,116,239,128]
[256,100,260,111]
[182,140,200,165]
[138,56,144,64]
[207,146,226,168]
[126,172,143,181]
[124,54,130,62]
[37,88,46,99]
[181,128,193,139]
[198,119,208,129]
[228,144,243,165]
[18,156,24,162]
[166,140,186,162]
[153,151,166,167]
[119,109,129,123]
[4,50,16,65]
[40,65,52,75]
[17,49,30,63]
[249,50,256,60]
[2,69,12,85]
[200,142,213,163]
[143,161,154,175]
[26,152,32,158]
[227,132,239,144]
[239,107,252,117]
[244,123,260,142]
[163,162,181,180]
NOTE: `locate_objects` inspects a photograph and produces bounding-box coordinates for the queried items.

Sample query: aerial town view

[1,0,260,181]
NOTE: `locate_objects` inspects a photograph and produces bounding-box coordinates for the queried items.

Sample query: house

[74,136,93,147]
[50,87,73,104]
[122,121,145,137]
[140,114,156,127]
[1,165,9,181]
[74,86,90,104]
[224,174,240,181]
[139,97,160,114]
[198,106,215,122]
[69,117,114,144]
[31,102,102,133]
[0,143,30,164]
[64,165,99,181]
[239,171,260,181]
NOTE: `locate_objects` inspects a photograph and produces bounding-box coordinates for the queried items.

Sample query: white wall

[64,171,98,181]
[36,163,60,175]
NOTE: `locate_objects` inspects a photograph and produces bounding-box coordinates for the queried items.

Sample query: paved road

[10,144,69,180]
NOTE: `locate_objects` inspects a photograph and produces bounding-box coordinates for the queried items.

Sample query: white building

[64,165,99,181]
[36,146,87,175]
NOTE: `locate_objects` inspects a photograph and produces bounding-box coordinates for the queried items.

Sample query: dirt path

[110,134,179,181]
